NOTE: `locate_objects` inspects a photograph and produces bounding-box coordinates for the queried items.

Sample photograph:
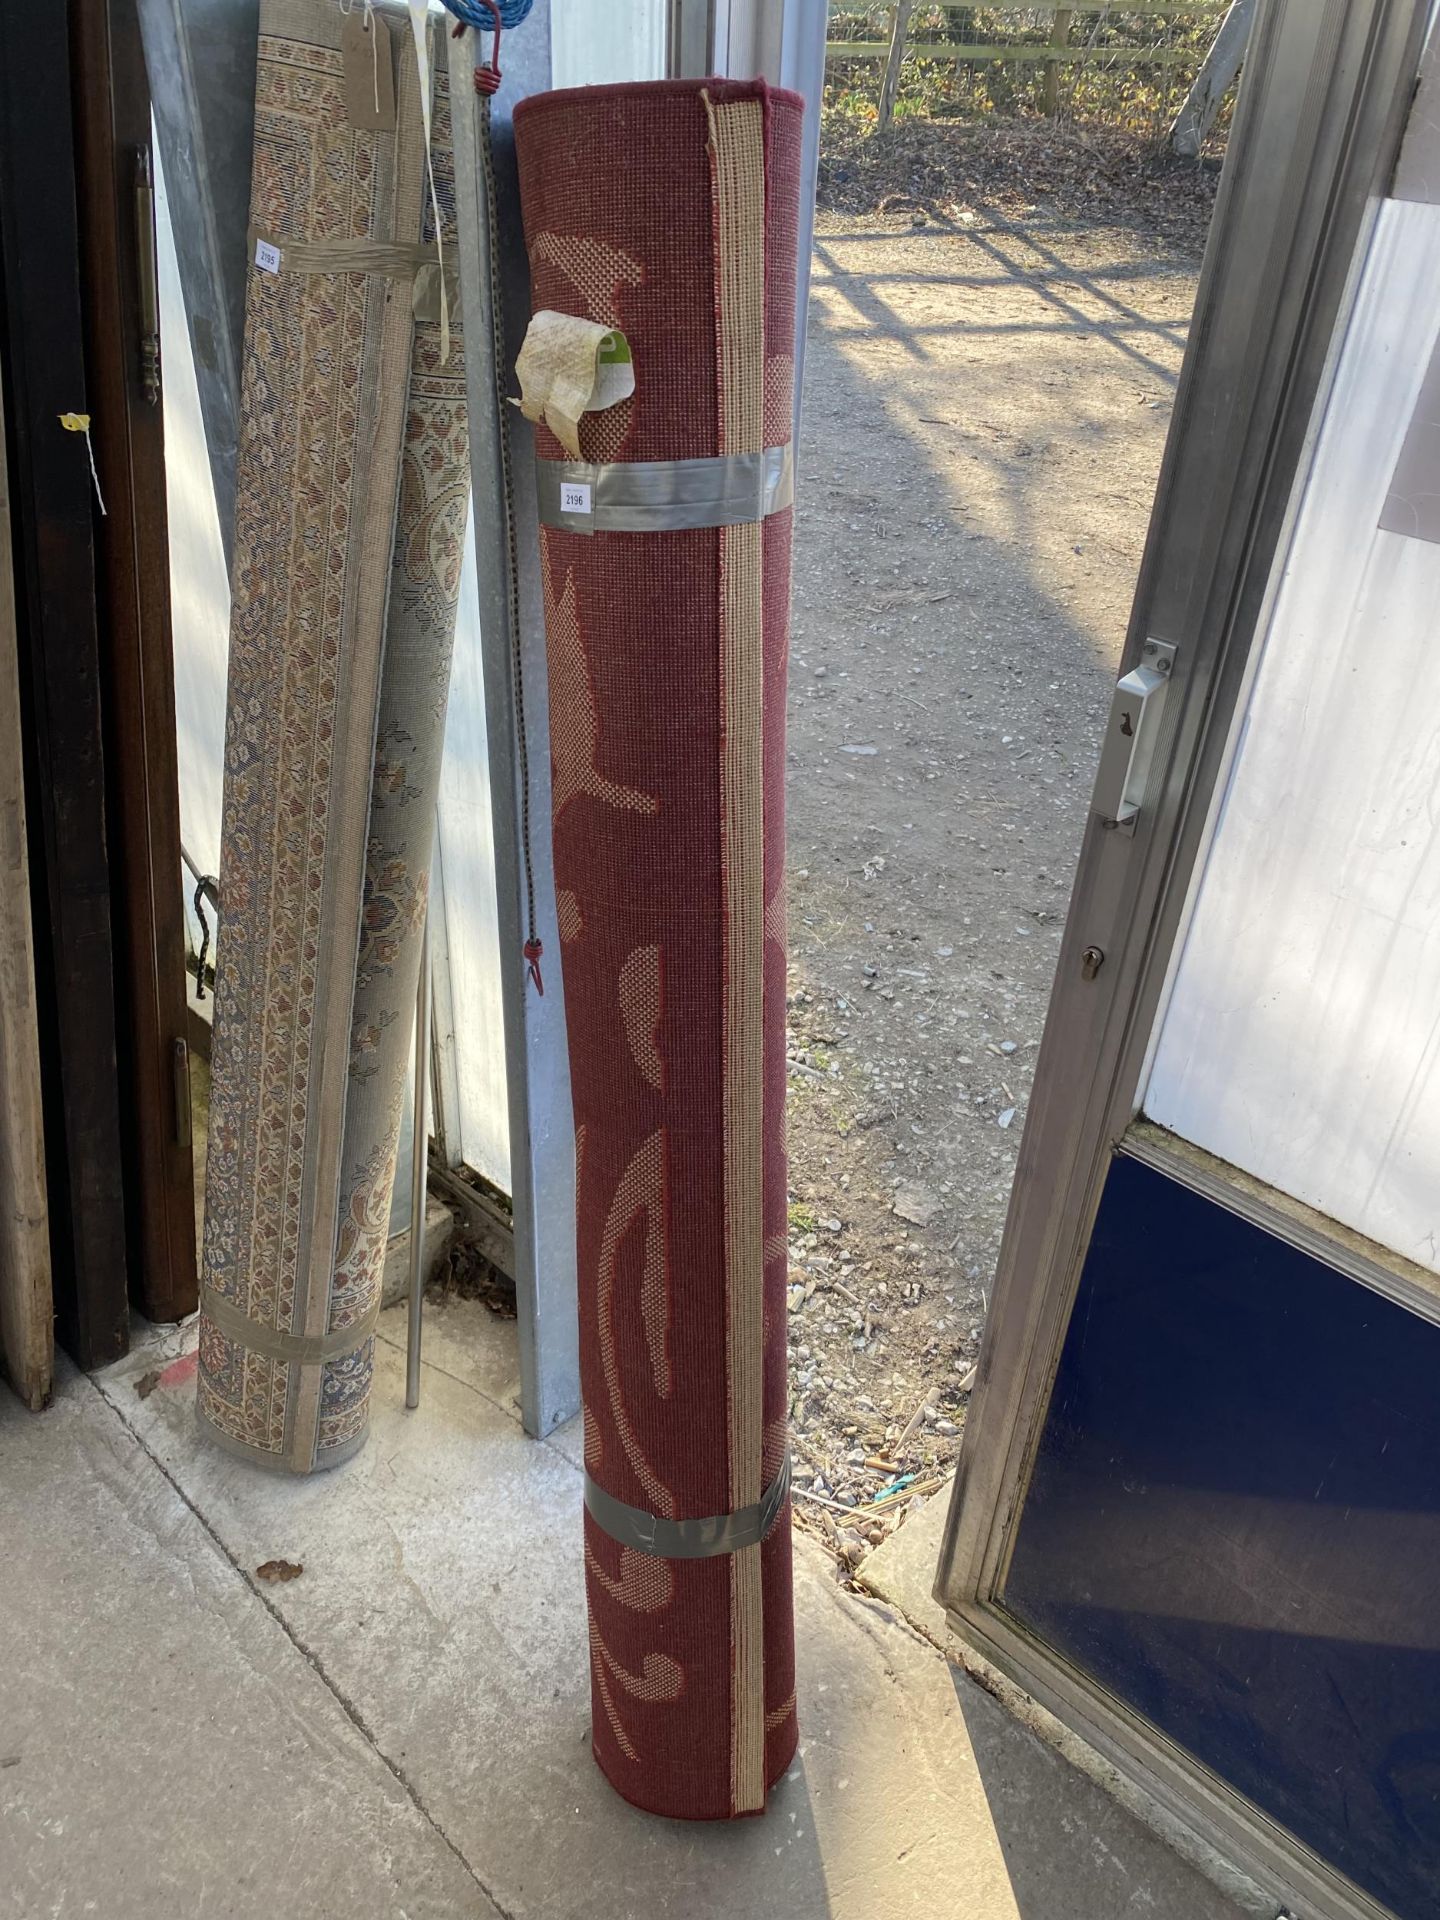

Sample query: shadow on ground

[951,1666,1256,1920]
[779,204,1202,1524]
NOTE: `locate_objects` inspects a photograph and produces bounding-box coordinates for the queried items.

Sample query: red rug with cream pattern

[515,78,802,1820]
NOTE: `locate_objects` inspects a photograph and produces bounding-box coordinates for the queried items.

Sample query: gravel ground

[818,112,1221,253]
[784,197,1203,1569]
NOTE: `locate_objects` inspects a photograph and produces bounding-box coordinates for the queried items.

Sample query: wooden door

[0,3,132,1367]
[71,0,199,1326]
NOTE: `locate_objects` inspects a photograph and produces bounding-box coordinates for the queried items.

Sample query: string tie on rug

[58,412,106,516]
[337,0,383,117]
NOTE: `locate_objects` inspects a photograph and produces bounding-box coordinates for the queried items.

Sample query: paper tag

[254,238,282,275]
[342,10,396,131]
[560,482,593,516]
[515,311,637,459]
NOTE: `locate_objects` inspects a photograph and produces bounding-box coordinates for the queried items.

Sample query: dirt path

[785,207,1200,1562]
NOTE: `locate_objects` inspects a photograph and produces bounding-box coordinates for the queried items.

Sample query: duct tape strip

[249,226,439,279]
[536,444,793,535]
[584,1451,791,1560]
[249,227,456,323]
[200,1286,383,1365]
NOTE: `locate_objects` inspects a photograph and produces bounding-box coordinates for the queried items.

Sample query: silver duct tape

[200,1286,382,1365]
[584,1451,792,1560]
[535,443,793,535]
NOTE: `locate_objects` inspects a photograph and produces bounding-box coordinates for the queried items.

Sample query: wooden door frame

[71,0,198,1327]
[933,4,1432,1918]
[0,379,53,1412]
[0,3,132,1368]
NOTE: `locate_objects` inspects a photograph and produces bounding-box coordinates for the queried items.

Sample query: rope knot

[523,937,545,996]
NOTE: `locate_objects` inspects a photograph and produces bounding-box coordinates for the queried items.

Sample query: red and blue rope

[438,0,531,94]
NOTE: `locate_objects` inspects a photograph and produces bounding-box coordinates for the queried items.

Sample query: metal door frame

[450,7,576,1438]
[933,4,1431,1918]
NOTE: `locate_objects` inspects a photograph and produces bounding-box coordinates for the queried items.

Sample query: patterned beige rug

[199,0,467,1473]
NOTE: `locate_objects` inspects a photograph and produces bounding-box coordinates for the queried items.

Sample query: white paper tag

[254,238,282,275]
[560,481,593,516]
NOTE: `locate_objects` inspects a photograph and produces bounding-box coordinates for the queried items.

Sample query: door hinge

[134,147,161,405]
[172,1036,192,1149]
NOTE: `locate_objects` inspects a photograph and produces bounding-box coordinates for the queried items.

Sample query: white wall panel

[1145,199,1440,1274]
[550,0,665,87]
[436,518,511,1188]
[157,138,230,890]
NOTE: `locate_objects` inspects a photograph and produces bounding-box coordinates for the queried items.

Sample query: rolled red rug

[514,78,801,1819]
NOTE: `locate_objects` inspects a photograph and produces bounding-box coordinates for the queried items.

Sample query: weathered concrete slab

[374,1289,523,1417]
[855,1484,1269,1917]
[91,1300,1252,1920]
[953,1676,1270,1920]
[379,1194,457,1309]
[0,1363,497,1920]
[856,1475,955,1647]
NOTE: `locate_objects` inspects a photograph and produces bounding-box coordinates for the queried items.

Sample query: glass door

[936,7,1439,1920]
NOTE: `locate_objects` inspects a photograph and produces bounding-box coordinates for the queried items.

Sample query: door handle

[1095,639,1176,834]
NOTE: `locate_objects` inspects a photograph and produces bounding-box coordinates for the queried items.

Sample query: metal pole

[450,16,581,1440]
[405,917,431,1410]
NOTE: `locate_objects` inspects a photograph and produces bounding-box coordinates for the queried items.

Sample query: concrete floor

[0,1296,1257,1920]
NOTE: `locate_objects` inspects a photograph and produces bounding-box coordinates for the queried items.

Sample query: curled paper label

[514,309,634,459]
